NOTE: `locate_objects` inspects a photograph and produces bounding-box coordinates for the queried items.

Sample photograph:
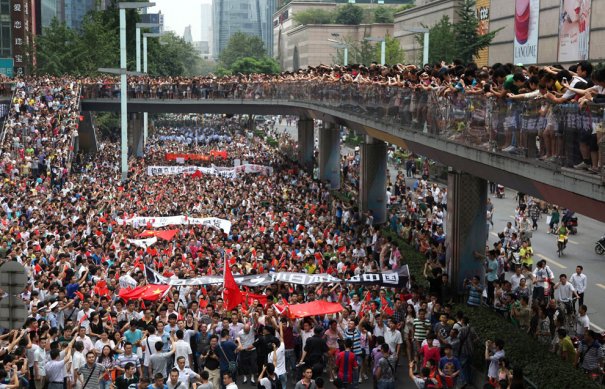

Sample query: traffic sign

[0,262,29,329]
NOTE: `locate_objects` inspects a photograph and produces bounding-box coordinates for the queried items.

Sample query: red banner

[165,150,228,161]
[139,230,179,241]
[287,301,344,318]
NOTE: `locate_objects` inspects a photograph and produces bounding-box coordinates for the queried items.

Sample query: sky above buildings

[148,0,211,42]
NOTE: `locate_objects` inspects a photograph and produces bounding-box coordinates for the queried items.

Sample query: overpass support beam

[446,171,487,293]
[297,118,314,174]
[128,113,144,158]
[360,136,387,225]
[319,122,341,189]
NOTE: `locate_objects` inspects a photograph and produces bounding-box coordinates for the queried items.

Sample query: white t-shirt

[72,351,86,381]
[94,339,116,354]
[144,334,163,366]
[384,328,403,354]
[174,339,193,367]
[34,347,47,377]
[267,342,286,376]
[577,314,590,336]
[554,282,576,303]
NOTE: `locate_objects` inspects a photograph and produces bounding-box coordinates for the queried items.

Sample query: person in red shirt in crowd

[336,338,359,388]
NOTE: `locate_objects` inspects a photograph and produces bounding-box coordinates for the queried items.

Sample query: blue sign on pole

[0,58,14,77]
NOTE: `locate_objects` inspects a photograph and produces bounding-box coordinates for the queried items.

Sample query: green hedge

[383,229,601,389]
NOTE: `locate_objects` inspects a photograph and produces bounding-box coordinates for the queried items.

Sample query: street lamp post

[136,23,160,73]
[142,32,162,148]
[398,26,430,66]
[117,2,155,181]
[328,39,348,66]
[365,36,386,65]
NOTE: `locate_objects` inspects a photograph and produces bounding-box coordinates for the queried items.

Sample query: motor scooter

[596,235,605,256]
[496,184,505,199]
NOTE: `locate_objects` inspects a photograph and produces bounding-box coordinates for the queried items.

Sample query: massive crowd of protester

[0,58,603,389]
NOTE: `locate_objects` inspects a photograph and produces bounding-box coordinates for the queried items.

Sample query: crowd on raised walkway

[79,60,605,174]
[0,59,603,389]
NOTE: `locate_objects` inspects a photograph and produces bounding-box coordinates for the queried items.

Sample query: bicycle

[557,298,578,335]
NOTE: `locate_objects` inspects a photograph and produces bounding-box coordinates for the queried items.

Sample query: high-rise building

[0,0,12,62]
[140,11,164,34]
[63,0,95,30]
[183,25,193,43]
[212,0,274,59]
[38,0,62,32]
[201,3,212,54]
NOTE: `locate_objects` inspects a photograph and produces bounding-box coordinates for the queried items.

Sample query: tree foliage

[417,0,501,65]
[32,4,205,76]
[417,15,456,65]
[373,7,394,23]
[453,0,501,64]
[293,8,335,25]
[375,34,405,65]
[230,57,281,75]
[219,32,280,75]
[334,4,364,25]
[219,32,267,69]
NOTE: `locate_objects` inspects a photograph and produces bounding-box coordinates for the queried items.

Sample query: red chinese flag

[223,259,243,310]
[199,297,208,309]
[140,285,170,301]
[337,246,346,253]
[381,296,394,316]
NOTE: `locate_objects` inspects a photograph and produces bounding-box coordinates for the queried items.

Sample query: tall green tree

[453,0,501,64]
[230,57,280,75]
[219,32,267,69]
[417,15,456,65]
[34,19,79,75]
[335,4,363,25]
[375,34,405,65]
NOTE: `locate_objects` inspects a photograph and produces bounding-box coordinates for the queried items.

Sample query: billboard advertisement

[0,59,14,77]
[557,0,591,62]
[475,0,490,67]
[514,0,540,65]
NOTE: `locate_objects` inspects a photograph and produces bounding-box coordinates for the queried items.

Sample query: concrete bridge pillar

[360,136,387,225]
[319,122,341,189]
[297,118,314,174]
[446,170,488,293]
[128,113,144,157]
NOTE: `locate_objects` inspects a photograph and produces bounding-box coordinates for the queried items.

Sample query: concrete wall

[395,0,605,66]
[283,23,393,70]
[393,0,460,65]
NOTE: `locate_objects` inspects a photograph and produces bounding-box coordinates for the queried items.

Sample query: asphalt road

[274,120,605,333]
[488,189,605,332]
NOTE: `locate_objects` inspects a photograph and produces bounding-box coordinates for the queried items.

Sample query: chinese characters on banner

[557,0,591,62]
[514,0,540,65]
[146,164,274,178]
[10,0,35,75]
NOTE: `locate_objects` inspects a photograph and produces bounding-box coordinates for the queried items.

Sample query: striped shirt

[79,362,105,389]
[117,352,141,369]
[343,329,362,356]
[412,318,431,341]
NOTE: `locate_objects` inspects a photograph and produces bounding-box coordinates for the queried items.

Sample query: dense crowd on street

[0,58,604,389]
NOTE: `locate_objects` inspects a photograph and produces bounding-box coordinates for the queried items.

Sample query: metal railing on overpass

[80,82,605,184]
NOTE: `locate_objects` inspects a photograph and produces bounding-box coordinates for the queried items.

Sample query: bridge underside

[78,98,605,222]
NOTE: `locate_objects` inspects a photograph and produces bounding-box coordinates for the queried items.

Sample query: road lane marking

[490,232,499,238]
[568,240,578,245]
[596,283,605,290]
[536,253,567,269]
[591,322,605,332]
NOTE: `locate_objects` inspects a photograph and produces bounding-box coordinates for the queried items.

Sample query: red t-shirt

[421,344,441,367]
[336,350,358,383]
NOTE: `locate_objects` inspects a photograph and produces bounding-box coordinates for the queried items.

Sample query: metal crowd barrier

[80,82,605,183]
